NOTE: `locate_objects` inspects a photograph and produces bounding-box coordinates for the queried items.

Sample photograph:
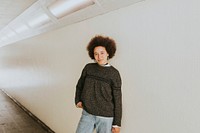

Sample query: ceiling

[0,0,144,47]
[0,0,37,30]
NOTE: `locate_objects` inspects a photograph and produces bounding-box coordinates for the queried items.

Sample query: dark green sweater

[75,63,122,126]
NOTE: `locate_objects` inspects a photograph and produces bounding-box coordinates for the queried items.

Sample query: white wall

[0,0,200,132]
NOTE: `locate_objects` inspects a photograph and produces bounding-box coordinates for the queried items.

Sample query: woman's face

[94,46,109,65]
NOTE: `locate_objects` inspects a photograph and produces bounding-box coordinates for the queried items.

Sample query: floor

[0,90,50,133]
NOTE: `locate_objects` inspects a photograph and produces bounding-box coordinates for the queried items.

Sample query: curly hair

[87,35,116,59]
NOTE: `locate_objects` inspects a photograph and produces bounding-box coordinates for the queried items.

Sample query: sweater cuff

[112,125,121,128]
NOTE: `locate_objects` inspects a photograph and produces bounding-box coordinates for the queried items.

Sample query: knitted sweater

[75,63,122,126]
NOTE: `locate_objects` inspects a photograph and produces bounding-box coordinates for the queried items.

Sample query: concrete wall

[0,0,200,132]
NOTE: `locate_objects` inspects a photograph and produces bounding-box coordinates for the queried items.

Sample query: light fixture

[27,13,51,28]
[48,0,95,19]
[5,29,16,38]
[0,36,8,41]
[13,24,29,34]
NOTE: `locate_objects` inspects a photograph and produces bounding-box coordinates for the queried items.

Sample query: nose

[98,54,103,59]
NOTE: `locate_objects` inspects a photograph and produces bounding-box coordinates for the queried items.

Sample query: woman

[75,35,122,133]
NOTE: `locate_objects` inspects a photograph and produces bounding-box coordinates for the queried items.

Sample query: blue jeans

[76,110,113,133]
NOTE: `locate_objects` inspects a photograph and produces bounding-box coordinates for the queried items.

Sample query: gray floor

[0,90,49,133]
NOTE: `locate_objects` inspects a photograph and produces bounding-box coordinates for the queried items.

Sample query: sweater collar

[98,63,111,67]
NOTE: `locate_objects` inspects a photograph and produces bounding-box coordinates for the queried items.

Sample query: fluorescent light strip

[6,30,16,38]
[14,24,29,34]
[48,0,95,19]
[1,36,8,41]
[28,13,51,28]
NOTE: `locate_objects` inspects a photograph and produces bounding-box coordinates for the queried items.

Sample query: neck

[97,62,111,67]
[99,62,108,65]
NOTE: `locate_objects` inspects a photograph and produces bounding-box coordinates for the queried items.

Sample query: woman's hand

[112,127,120,133]
[76,102,83,108]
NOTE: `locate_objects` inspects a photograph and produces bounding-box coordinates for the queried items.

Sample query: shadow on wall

[0,42,83,132]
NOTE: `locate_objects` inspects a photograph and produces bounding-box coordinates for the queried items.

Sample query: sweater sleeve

[75,65,87,105]
[112,71,122,126]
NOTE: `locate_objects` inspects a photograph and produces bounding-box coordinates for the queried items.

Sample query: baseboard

[0,89,55,133]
